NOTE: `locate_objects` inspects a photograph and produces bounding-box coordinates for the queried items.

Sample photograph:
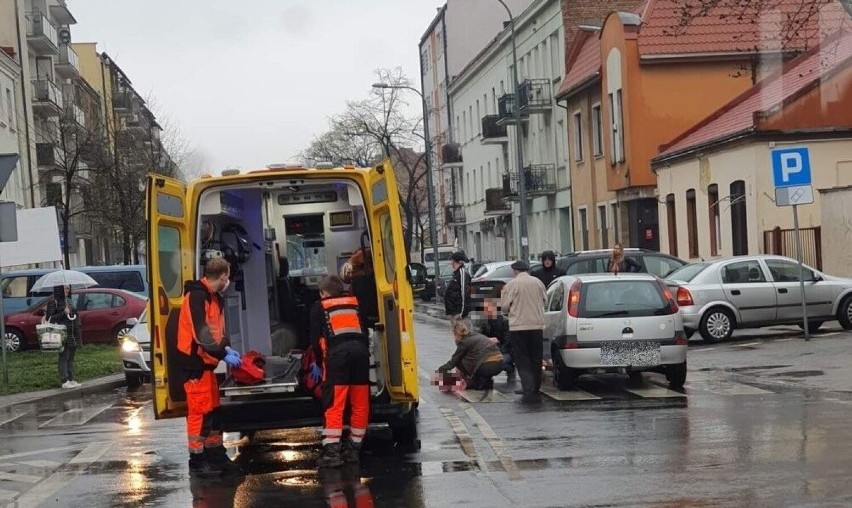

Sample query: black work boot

[188,451,222,478]
[340,439,362,464]
[318,443,343,468]
[207,445,242,475]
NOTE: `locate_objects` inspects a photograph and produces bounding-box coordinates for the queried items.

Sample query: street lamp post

[496,0,529,261]
[372,83,441,279]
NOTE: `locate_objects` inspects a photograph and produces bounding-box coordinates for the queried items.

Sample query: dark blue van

[0,265,148,318]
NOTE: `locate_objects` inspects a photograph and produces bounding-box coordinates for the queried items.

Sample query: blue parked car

[0,265,148,318]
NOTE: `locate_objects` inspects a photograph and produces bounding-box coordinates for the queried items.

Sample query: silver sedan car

[543,273,688,390]
[667,255,852,343]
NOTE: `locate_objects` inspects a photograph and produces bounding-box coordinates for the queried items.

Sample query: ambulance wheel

[390,410,420,452]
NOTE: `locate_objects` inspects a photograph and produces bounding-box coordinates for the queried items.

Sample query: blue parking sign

[771,147,811,187]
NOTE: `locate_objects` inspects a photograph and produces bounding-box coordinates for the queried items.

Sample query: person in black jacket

[444,251,472,329]
[608,242,641,274]
[531,251,565,288]
[481,298,515,382]
[46,285,82,389]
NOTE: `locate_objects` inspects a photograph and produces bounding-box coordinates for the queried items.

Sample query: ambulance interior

[193,177,382,400]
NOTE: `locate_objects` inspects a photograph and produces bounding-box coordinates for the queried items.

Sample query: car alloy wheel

[704,310,732,341]
[4,331,21,352]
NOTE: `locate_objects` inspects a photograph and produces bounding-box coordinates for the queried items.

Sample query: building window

[608,93,616,162]
[475,100,480,135]
[708,184,720,256]
[46,182,62,207]
[579,208,589,250]
[666,194,678,257]
[472,169,477,202]
[573,111,583,161]
[686,189,698,258]
[550,33,560,79]
[592,103,603,157]
[611,202,619,243]
[730,180,748,255]
[615,90,625,162]
[598,205,608,248]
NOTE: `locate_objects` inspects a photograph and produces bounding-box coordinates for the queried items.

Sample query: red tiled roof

[556,31,602,98]
[656,30,852,159]
[639,0,848,57]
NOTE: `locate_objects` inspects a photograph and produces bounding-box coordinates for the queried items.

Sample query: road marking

[626,385,686,399]
[734,341,761,347]
[689,347,716,352]
[68,442,112,465]
[16,460,60,468]
[684,371,773,396]
[39,404,112,428]
[540,384,601,401]
[0,410,28,427]
[438,406,478,459]
[458,390,509,403]
[14,442,114,508]
[776,338,795,342]
[0,446,80,462]
[460,403,522,481]
[0,470,41,484]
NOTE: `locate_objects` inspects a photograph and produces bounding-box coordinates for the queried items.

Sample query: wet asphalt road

[2,317,852,507]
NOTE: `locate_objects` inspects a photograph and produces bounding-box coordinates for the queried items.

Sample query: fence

[763,226,822,270]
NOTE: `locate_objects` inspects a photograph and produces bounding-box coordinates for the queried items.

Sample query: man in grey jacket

[500,260,547,402]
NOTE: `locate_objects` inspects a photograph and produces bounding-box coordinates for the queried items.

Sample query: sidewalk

[0,373,126,408]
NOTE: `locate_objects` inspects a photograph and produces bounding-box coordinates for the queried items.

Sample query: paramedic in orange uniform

[309,275,371,468]
[177,257,243,477]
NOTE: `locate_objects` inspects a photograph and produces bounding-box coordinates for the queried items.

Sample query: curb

[0,374,126,408]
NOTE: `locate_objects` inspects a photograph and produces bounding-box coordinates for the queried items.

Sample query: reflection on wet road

[3,318,852,506]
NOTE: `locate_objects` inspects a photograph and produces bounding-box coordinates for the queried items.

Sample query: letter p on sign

[771,147,812,188]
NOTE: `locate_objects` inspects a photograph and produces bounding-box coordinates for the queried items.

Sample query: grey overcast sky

[69,0,442,173]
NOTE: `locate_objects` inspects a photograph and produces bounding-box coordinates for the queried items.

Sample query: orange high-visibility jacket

[177,279,228,370]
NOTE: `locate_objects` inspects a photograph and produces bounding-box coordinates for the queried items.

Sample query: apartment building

[419,0,533,248]
[448,0,569,261]
[0,46,28,209]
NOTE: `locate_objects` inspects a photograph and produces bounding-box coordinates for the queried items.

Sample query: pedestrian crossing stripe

[38,404,113,429]
[539,385,601,401]
[625,385,685,399]
[457,390,509,403]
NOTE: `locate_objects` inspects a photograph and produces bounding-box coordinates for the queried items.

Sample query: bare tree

[303,68,433,254]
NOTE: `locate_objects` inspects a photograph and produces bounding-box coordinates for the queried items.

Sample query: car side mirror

[126,317,139,326]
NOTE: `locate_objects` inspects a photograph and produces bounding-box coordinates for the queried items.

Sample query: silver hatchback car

[667,255,852,343]
[543,273,688,390]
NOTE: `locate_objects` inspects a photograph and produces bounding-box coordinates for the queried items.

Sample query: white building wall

[0,53,28,209]
[448,0,569,261]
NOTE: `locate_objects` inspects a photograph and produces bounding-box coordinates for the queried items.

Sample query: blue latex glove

[223,351,242,368]
[225,346,241,359]
[309,363,322,383]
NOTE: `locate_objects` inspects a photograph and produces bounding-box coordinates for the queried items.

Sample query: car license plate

[600,342,661,367]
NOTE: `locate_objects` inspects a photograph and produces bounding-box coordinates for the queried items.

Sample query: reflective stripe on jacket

[321,296,365,341]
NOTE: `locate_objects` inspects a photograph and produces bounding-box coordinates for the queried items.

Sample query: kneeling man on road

[438,321,504,390]
[500,260,547,403]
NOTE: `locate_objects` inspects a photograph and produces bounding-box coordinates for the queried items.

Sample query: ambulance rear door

[146,174,193,418]
[366,160,418,402]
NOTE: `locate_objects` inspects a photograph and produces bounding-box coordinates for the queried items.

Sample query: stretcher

[220,353,302,398]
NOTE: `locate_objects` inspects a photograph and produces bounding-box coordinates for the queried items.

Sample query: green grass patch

[0,345,122,395]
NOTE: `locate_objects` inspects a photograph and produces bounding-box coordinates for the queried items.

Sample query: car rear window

[666,262,709,282]
[579,280,670,318]
[87,271,145,293]
[563,257,608,275]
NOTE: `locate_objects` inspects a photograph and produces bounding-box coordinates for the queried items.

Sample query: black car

[555,248,686,279]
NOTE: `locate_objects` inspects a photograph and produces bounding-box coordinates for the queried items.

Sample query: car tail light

[674,329,688,346]
[560,341,579,350]
[662,286,679,313]
[567,280,582,318]
[676,286,694,307]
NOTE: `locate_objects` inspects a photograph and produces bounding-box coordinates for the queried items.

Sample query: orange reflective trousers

[184,370,222,454]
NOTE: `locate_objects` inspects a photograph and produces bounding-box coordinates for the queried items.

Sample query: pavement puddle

[539,385,601,401]
[625,385,686,399]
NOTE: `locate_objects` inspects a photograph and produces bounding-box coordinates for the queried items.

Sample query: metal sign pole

[793,204,809,342]
[0,262,7,385]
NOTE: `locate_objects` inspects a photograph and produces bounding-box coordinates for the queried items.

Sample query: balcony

[496,93,519,126]
[113,91,134,112]
[502,164,558,200]
[56,44,80,79]
[26,11,59,55]
[32,80,63,116]
[50,2,78,26]
[481,115,508,145]
[64,102,85,126]
[36,143,59,169]
[517,79,552,113]
[484,188,511,215]
[442,143,463,169]
[445,205,466,226]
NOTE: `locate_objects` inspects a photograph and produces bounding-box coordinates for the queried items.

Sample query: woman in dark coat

[438,321,504,390]
[46,285,82,388]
